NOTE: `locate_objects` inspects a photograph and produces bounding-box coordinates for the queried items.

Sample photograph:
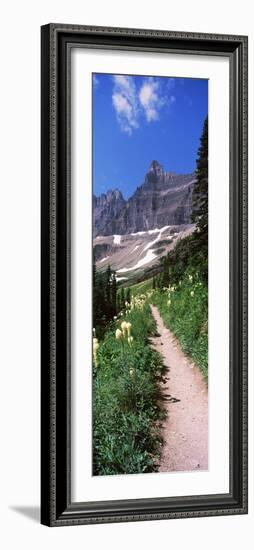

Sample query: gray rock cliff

[93,161,195,236]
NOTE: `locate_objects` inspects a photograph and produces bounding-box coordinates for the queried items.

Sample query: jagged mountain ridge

[93,160,195,237]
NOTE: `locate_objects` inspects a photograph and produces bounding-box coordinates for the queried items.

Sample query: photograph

[40,22,247,526]
[92,73,209,476]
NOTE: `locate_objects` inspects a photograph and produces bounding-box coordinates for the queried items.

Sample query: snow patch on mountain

[144,226,170,251]
[99,256,110,263]
[114,235,121,245]
[117,249,157,273]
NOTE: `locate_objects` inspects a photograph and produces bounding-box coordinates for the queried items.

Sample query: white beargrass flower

[116,328,123,340]
[167,299,171,307]
[129,367,135,376]
[121,321,128,336]
[125,322,132,337]
[93,339,99,366]
[128,335,133,346]
[190,290,194,297]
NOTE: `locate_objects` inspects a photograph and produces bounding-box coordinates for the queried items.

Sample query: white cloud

[113,75,134,95]
[139,79,162,122]
[112,75,176,135]
[112,75,139,135]
[139,78,176,122]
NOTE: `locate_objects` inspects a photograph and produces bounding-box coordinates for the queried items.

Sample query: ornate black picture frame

[41,23,248,526]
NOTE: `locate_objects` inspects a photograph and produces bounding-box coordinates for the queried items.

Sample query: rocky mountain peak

[106,188,123,199]
[145,160,165,186]
[93,161,195,237]
[148,160,164,177]
[94,188,125,208]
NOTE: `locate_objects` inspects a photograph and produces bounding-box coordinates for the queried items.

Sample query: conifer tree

[192,116,208,241]
[105,264,112,319]
[126,287,131,304]
[111,271,117,317]
[161,256,170,287]
[120,287,125,310]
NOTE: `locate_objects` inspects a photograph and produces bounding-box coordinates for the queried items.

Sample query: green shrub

[151,271,208,381]
[93,303,165,475]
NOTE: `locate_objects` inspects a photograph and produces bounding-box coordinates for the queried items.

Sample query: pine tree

[105,264,112,319]
[191,116,208,280]
[111,271,117,317]
[161,256,170,287]
[192,116,208,240]
[93,261,106,330]
[126,287,131,304]
[120,287,125,310]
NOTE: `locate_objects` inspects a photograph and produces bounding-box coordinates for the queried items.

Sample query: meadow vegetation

[93,296,165,476]
[151,272,208,381]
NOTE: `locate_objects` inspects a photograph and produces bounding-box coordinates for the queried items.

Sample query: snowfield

[117,249,157,273]
[113,235,121,245]
[94,224,196,282]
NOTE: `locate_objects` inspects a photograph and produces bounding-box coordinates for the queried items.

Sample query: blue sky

[93,73,208,199]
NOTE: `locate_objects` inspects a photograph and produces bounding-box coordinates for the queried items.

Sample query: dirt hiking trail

[150,305,208,472]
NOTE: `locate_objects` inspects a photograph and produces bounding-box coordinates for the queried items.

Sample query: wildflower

[188,274,193,282]
[113,315,117,320]
[93,339,99,367]
[116,328,123,340]
[121,321,128,335]
[128,336,133,346]
[167,299,171,307]
[190,290,194,297]
[129,368,135,376]
[125,322,132,337]
[93,341,99,353]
